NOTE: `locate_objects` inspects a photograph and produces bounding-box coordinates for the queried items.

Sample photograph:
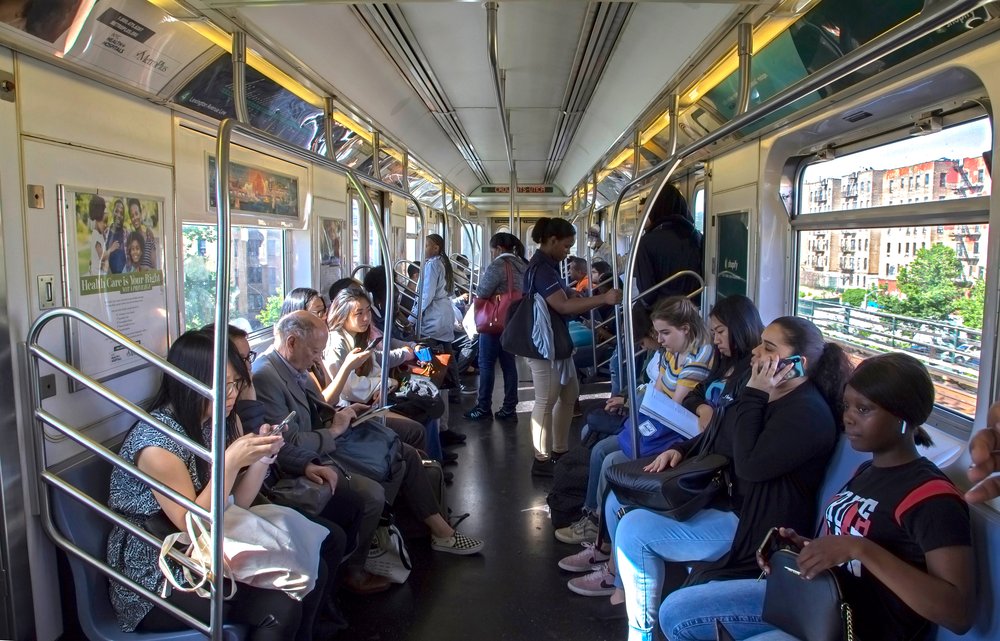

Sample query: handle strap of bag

[157,512,237,599]
[503,259,515,295]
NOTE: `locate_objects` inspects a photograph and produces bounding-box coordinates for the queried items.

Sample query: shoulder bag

[267,476,334,517]
[364,515,412,584]
[501,266,573,360]
[475,259,522,335]
[603,391,733,520]
[762,548,855,641]
[331,420,402,482]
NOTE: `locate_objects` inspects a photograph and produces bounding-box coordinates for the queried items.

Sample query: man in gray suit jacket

[253,310,392,594]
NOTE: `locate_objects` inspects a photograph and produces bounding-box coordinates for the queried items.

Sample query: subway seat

[50,455,247,641]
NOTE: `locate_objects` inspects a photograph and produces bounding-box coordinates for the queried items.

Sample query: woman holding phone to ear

[607,317,851,641]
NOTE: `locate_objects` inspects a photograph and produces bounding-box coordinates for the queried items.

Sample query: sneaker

[558,542,611,572]
[531,457,555,477]
[431,531,484,556]
[555,514,599,545]
[460,384,478,395]
[495,407,517,422]
[463,407,493,421]
[567,563,617,597]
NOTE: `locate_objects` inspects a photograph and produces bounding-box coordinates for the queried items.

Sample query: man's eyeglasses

[242,350,257,364]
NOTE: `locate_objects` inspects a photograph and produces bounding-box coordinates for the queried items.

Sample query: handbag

[332,421,402,482]
[475,259,522,335]
[403,352,451,388]
[501,267,573,360]
[364,518,412,584]
[604,452,730,520]
[762,548,855,641]
[388,376,445,422]
[267,476,334,516]
[158,502,329,601]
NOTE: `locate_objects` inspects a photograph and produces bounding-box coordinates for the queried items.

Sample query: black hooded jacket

[635,185,704,307]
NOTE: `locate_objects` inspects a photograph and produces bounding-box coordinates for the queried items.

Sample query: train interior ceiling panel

[1,0,999,640]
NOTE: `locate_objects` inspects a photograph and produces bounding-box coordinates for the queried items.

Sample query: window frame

[788,122,992,438]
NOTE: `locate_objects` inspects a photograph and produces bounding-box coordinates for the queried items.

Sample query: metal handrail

[486,1,516,227]
[634,270,706,303]
[351,264,373,278]
[26,308,229,637]
[614,0,983,460]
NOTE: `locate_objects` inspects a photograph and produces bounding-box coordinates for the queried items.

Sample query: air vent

[843,110,873,123]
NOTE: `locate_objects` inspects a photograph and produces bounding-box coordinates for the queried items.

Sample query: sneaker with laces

[554,514,599,544]
[558,542,611,572]
[567,563,617,596]
[463,407,493,421]
[431,531,484,556]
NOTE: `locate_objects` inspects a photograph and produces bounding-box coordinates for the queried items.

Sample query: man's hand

[327,407,357,438]
[304,463,338,493]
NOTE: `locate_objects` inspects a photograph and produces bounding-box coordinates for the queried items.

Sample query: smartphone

[363,337,382,352]
[267,410,295,435]
[414,346,433,362]
[777,355,805,381]
[352,405,394,426]
[756,527,797,565]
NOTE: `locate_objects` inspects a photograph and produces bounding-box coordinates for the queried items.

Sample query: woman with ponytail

[464,232,527,422]
[525,218,622,476]
[607,316,850,641]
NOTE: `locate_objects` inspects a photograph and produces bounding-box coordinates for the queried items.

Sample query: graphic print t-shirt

[822,458,971,641]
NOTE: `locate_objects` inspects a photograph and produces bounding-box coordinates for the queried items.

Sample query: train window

[405,213,418,261]
[794,118,992,426]
[182,224,286,332]
[693,186,706,234]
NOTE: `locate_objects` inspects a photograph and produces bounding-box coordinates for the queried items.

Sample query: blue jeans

[476,332,519,413]
[585,435,622,511]
[604,492,739,641]
[659,580,798,641]
[424,418,442,461]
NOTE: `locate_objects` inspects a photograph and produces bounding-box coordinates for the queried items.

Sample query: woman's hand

[225,433,283,469]
[605,395,626,414]
[756,527,809,575]
[967,401,1000,503]
[304,463,338,493]
[603,289,623,306]
[644,449,683,473]
[796,535,865,580]
[343,347,371,372]
[746,356,796,397]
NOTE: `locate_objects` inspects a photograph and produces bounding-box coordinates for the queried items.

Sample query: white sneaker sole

[566,578,616,597]
[558,557,605,573]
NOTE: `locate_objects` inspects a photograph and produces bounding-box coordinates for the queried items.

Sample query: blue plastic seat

[50,455,246,641]
[813,434,869,533]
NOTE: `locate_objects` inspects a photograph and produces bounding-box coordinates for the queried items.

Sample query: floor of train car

[340,375,623,641]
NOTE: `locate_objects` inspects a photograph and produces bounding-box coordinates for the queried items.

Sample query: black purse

[604,452,729,520]
[501,267,573,360]
[762,548,855,641]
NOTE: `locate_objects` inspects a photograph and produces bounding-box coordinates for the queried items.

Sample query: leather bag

[267,476,334,517]
[762,548,855,641]
[474,260,522,334]
[604,452,730,520]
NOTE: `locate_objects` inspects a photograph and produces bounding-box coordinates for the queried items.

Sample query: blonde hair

[650,296,709,353]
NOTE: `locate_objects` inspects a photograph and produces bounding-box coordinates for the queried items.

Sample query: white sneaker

[431,531,484,556]
[558,542,611,572]
[554,514,599,544]
[567,563,617,597]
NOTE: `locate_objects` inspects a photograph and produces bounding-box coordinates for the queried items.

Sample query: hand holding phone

[777,355,805,381]
[264,411,295,435]
[363,337,382,352]
[755,526,800,573]
[352,405,394,426]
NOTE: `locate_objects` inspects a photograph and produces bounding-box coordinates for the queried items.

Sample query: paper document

[639,384,700,439]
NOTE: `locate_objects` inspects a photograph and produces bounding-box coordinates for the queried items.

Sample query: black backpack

[546,430,601,529]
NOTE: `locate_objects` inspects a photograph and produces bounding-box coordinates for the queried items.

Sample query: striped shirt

[656,342,715,396]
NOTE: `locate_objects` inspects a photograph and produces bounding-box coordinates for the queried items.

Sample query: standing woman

[525,218,622,476]
[464,232,527,423]
[410,233,464,443]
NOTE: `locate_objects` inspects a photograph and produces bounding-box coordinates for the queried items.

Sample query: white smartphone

[267,410,296,435]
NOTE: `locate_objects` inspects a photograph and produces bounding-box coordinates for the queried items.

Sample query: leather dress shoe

[342,570,391,595]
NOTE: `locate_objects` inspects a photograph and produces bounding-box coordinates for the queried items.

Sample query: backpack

[546,430,601,529]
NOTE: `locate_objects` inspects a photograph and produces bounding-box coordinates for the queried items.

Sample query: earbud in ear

[900,420,907,435]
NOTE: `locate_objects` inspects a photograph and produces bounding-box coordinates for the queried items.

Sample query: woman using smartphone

[659,353,974,641]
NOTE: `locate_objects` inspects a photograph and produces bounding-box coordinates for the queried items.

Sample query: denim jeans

[659,580,798,641]
[604,491,739,641]
[610,346,622,395]
[585,435,622,511]
[423,418,442,461]
[476,332,519,412]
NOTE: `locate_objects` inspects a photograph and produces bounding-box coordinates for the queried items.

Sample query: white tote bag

[364,522,412,584]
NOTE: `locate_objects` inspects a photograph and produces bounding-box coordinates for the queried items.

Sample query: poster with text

[63,187,169,383]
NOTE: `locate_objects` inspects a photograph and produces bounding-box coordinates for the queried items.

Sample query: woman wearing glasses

[105,329,326,640]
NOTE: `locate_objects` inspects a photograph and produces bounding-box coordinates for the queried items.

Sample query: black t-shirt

[823,458,971,641]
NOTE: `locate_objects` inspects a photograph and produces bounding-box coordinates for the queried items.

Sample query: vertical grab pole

[736,23,754,116]
[211,119,238,641]
[231,31,250,125]
[586,172,599,375]
[348,170,394,405]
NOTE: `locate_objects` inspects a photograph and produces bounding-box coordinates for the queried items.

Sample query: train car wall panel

[313,165,348,204]
[709,143,759,194]
[17,56,172,167]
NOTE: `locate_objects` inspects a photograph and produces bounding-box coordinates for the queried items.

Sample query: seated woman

[557,296,715,547]
[280,287,368,406]
[105,330,319,640]
[660,353,975,641]
[323,285,428,452]
[593,316,850,641]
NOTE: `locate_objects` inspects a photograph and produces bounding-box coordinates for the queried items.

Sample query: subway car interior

[1,1,999,640]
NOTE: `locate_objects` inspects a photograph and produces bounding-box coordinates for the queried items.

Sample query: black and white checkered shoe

[431,531,484,556]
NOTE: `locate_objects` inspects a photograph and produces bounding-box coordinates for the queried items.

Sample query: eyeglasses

[225,380,246,396]
[242,350,257,364]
